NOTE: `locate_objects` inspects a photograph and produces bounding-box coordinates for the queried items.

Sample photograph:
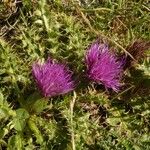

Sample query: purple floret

[86,41,124,92]
[32,58,74,97]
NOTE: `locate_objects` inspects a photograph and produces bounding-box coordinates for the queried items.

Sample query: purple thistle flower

[86,41,124,92]
[32,58,74,97]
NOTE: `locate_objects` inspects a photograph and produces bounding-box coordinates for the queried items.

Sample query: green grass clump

[0,0,150,149]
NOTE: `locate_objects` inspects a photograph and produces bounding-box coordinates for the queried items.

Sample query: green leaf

[22,0,32,10]
[0,108,9,119]
[140,134,150,142]
[26,92,41,106]
[25,92,48,113]
[0,91,4,104]
[133,145,141,150]
[107,117,120,126]
[32,98,48,113]
[0,128,7,139]
[8,135,16,150]
[8,134,23,150]
[28,117,43,144]
[0,139,7,147]
[13,108,29,131]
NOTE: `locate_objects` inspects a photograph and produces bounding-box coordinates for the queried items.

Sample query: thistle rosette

[86,41,124,92]
[32,58,74,97]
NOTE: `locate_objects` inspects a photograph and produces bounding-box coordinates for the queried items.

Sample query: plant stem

[70,92,76,150]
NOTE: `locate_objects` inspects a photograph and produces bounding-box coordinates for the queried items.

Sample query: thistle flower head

[32,58,74,97]
[86,41,124,92]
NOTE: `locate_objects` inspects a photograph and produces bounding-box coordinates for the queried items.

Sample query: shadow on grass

[45,108,71,150]
[110,67,150,131]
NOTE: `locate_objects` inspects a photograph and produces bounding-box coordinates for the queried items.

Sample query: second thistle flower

[86,41,125,92]
[32,58,74,97]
